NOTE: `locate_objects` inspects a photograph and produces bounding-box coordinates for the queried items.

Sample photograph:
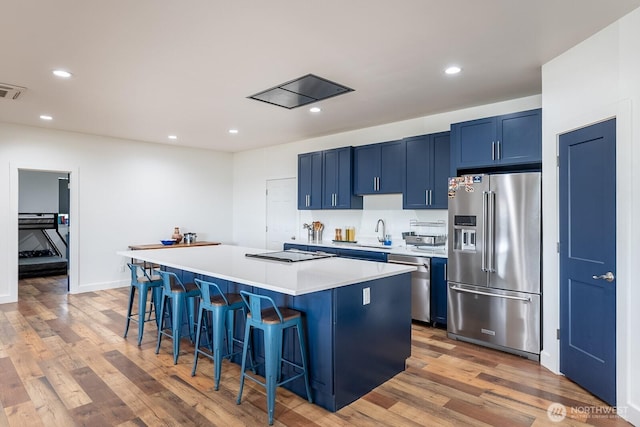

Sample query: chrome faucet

[375,219,386,242]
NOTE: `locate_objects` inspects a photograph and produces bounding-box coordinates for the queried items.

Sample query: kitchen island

[118,244,414,412]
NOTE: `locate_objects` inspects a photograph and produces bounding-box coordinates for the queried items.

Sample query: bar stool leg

[124,285,136,339]
[171,294,184,365]
[211,307,226,390]
[264,327,281,426]
[155,293,168,355]
[295,319,313,403]
[136,284,149,346]
[236,323,252,405]
[152,287,163,329]
[191,304,205,376]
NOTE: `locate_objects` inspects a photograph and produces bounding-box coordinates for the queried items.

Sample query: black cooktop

[245,249,335,263]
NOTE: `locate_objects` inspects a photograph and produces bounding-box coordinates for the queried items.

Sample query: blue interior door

[559,118,616,406]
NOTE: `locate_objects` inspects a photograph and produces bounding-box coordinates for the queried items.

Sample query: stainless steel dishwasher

[387,253,431,323]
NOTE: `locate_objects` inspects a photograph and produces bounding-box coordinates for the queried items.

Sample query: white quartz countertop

[118,244,415,296]
[295,240,448,258]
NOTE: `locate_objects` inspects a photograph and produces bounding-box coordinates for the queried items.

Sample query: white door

[265,178,297,250]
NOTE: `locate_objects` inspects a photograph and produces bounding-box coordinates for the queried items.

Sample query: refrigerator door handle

[450,285,532,302]
[488,190,495,272]
[482,191,489,271]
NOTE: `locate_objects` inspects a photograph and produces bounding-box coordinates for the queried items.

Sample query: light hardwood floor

[0,276,629,426]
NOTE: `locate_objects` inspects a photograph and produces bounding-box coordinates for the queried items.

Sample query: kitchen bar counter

[127,241,220,250]
[117,244,414,412]
[118,244,414,295]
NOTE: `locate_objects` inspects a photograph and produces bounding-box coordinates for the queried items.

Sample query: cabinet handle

[497,140,501,160]
[492,141,496,160]
[377,177,380,191]
[425,190,429,206]
[429,190,433,206]
[444,264,447,281]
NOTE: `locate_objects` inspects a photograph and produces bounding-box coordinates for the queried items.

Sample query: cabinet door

[323,147,362,209]
[379,140,405,193]
[403,135,430,209]
[403,132,450,209]
[430,257,448,327]
[451,117,496,170]
[322,149,339,208]
[496,108,541,165]
[430,132,451,209]
[353,144,380,195]
[298,151,322,210]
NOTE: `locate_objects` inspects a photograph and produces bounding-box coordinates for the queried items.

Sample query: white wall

[0,123,234,302]
[232,95,542,250]
[542,8,640,424]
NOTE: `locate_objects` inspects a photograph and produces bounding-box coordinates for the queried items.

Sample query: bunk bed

[18,213,68,278]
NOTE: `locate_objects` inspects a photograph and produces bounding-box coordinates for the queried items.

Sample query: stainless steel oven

[388,254,431,322]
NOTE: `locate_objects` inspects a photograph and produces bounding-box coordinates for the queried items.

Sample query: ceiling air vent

[248,74,354,109]
[0,83,27,100]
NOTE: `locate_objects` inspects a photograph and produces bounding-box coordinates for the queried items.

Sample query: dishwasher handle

[388,259,429,269]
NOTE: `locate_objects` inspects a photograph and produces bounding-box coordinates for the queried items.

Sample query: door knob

[592,271,615,282]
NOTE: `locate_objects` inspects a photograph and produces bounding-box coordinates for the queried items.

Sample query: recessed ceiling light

[168,135,178,140]
[228,129,239,134]
[52,69,72,78]
[445,66,462,75]
[40,115,53,121]
[309,107,322,113]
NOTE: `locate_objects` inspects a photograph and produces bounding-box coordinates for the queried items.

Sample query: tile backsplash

[296,194,447,246]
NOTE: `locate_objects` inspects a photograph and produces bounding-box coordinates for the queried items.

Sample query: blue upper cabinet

[322,147,363,209]
[353,140,405,195]
[403,131,450,209]
[298,151,323,210]
[451,108,541,172]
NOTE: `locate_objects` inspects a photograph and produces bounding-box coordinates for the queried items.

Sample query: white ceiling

[2,1,639,153]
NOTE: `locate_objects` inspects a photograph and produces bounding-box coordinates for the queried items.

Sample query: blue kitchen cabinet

[403,131,450,209]
[337,248,387,262]
[322,147,363,209]
[298,151,323,210]
[353,140,405,195]
[430,257,447,328]
[283,243,309,251]
[451,108,541,172]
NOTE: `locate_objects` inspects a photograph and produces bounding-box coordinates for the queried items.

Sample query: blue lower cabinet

[337,248,387,262]
[283,243,308,251]
[333,274,411,409]
[430,257,448,328]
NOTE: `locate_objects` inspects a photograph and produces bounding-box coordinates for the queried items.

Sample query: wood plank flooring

[0,276,630,426]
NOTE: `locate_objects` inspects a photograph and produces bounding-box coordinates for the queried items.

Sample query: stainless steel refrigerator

[447,172,541,360]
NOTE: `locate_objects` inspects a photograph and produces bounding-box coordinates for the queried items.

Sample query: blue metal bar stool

[155,270,201,364]
[191,278,253,390]
[124,263,163,345]
[236,291,312,425]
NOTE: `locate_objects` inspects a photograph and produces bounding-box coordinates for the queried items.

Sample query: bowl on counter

[160,239,177,246]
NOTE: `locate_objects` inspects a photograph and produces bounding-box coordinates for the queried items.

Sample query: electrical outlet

[363,287,370,305]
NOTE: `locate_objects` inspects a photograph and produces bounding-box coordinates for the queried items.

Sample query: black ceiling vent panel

[248,74,354,109]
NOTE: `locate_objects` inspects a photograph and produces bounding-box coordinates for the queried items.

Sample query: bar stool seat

[236,291,312,425]
[191,279,253,390]
[124,263,163,345]
[155,271,201,364]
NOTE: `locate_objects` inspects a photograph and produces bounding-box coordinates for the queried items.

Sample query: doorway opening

[18,169,71,295]
[265,178,297,250]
